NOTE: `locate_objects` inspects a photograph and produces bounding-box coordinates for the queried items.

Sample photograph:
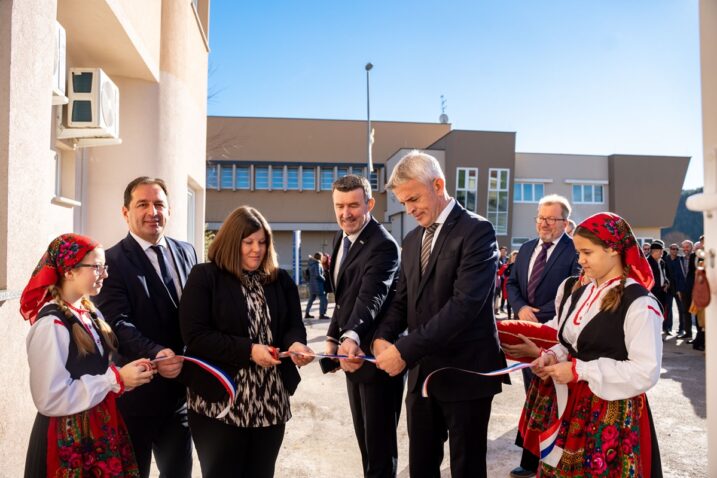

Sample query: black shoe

[694,344,705,351]
[509,466,537,478]
[318,315,331,320]
[678,333,692,339]
[304,314,314,319]
[687,339,696,344]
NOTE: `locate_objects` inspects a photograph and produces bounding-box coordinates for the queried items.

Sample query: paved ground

[152,301,708,477]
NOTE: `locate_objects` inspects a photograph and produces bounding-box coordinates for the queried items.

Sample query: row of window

[455,168,510,235]
[207,164,380,192]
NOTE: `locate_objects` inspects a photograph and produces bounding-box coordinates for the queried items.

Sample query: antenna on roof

[439,95,449,124]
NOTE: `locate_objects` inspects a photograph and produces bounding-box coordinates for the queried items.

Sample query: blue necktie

[151,245,179,305]
[340,236,352,273]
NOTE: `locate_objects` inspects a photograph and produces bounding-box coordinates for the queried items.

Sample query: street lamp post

[365,62,373,173]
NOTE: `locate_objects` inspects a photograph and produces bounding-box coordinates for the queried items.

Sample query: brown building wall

[429,130,516,239]
[208,116,450,164]
[608,154,690,228]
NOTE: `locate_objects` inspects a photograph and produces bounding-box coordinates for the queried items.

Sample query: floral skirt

[519,379,662,478]
[25,393,139,478]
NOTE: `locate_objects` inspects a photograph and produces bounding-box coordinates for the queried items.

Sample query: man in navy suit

[505,194,579,478]
[325,174,404,478]
[373,151,507,478]
[94,177,197,478]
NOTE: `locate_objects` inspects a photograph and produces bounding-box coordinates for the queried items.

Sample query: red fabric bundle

[497,320,558,362]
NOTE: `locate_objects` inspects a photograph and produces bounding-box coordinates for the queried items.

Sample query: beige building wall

[0,1,209,474]
[697,2,717,471]
[513,153,610,242]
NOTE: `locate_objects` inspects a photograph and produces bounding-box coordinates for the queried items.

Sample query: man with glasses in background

[504,194,579,478]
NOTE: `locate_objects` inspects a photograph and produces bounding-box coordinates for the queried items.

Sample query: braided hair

[48,285,118,357]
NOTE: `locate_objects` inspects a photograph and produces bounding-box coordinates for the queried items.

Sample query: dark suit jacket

[375,203,507,401]
[665,255,685,294]
[93,233,198,417]
[179,264,306,402]
[326,217,400,383]
[648,255,669,303]
[506,234,579,323]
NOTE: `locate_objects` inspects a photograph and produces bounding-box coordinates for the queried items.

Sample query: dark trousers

[405,391,493,478]
[682,292,694,338]
[123,411,193,478]
[346,373,405,478]
[188,410,285,478]
[674,293,686,334]
[663,293,674,332]
[306,292,327,316]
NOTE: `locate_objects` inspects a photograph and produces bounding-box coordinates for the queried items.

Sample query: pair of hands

[324,338,368,373]
[251,342,315,368]
[118,347,182,390]
[323,338,406,376]
[530,353,575,384]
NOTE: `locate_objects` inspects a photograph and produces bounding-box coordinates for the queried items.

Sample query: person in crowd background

[305,252,329,320]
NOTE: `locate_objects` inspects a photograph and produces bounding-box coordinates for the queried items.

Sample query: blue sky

[207,1,703,189]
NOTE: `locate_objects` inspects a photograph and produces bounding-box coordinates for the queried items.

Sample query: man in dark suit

[373,152,507,478]
[324,174,403,478]
[666,243,687,336]
[680,239,695,339]
[647,240,671,334]
[94,177,197,478]
[504,194,579,478]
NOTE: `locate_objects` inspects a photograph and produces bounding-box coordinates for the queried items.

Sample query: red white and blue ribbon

[154,355,238,419]
[420,362,532,398]
[539,382,568,467]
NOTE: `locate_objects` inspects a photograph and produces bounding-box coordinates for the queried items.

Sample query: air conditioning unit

[51,21,68,105]
[57,68,120,142]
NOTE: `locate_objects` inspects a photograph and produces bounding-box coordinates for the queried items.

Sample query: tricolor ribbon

[419,360,570,467]
[420,362,532,398]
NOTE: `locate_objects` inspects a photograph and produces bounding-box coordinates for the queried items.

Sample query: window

[337,166,349,178]
[220,165,233,189]
[572,184,604,204]
[235,166,250,190]
[271,166,284,190]
[514,183,544,203]
[302,167,316,190]
[370,169,379,191]
[455,167,478,212]
[255,166,269,190]
[320,168,334,191]
[287,167,299,190]
[511,237,529,249]
[487,168,510,235]
[206,165,218,189]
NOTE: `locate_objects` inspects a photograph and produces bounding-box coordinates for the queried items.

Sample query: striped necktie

[527,242,552,305]
[420,223,439,275]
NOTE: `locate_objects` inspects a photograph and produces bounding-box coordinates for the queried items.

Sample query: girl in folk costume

[531,213,663,477]
[21,234,155,478]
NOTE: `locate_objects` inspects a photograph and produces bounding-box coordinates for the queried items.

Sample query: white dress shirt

[421,198,456,252]
[130,231,182,300]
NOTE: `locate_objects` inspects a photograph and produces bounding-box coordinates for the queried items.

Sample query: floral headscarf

[577,212,655,290]
[20,234,99,324]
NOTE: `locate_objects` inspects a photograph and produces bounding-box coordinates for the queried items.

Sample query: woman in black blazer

[179,206,313,478]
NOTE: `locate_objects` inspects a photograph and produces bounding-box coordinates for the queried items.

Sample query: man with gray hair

[373,151,507,478]
[504,193,579,478]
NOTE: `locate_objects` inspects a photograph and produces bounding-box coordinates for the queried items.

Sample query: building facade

[206,116,690,277]
[0,1,209,473]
